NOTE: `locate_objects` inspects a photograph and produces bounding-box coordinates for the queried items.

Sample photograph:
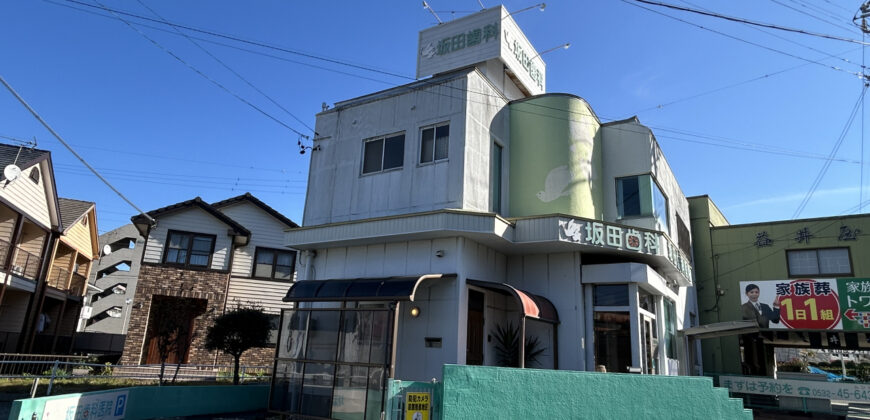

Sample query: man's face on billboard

[746,288,760,303]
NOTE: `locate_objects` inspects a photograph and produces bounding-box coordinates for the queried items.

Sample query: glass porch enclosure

[271,275,448,420]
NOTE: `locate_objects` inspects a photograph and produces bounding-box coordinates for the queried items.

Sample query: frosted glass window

[787,248,851,276]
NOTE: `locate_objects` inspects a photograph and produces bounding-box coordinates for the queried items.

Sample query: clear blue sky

[1,0,867,233]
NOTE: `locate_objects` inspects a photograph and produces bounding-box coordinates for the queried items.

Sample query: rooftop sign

[416,6,545,96]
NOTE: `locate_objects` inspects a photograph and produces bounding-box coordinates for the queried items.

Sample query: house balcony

[46,266,86,298]
[11,246,41,281]
[0,239,40,282]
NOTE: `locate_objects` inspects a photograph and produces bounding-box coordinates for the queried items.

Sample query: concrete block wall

[437,365,751,420]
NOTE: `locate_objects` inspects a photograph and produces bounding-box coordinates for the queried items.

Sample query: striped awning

[466,279,559,324]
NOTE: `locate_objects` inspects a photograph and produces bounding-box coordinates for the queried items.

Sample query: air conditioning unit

[80,306,93,319]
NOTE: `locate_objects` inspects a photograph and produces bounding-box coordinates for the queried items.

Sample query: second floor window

[254,247,296,280]
[164,231,215,267]
[362,133,404,174]
[420,122,449,163]
[616,174,669,232]
[787,248,851,277]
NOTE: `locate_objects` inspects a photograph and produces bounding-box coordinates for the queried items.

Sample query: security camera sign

[405,392,430,420]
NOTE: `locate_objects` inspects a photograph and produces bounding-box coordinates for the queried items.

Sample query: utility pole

[856,2,869,212]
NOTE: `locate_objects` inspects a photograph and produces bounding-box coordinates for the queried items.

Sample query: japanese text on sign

[405,392,430,420]
[722,375,870,403]
[43,390,128,420]
[559,219,692,280]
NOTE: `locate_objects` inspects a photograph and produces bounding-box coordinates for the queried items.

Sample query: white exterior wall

[226,278,291,314]
[303,237,507,381]
[218,200,296,314]
[462,72,510,212]
[0,162,51,229]
[304,75,471,226]
[506,252,585,370]
[601,121,691,244]
[217,201,292,277]
[141,207,233,270]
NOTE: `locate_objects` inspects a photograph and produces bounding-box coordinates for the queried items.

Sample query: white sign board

[42,389,128,420]
[721,375,870,403]
[416,6,545,96]
[558,219,693,281]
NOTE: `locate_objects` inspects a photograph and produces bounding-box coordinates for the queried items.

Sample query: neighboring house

[76,223,145,355]
[689,195,870,377]
[119,193,298,366]
[31,198,100,354]
[0,143,100,354]
[0,144,61,353]
[274,7,697,418]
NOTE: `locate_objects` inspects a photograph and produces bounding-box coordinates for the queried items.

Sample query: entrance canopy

[282,274,454,302]
[466,279,559,324]
[680,321,759,340]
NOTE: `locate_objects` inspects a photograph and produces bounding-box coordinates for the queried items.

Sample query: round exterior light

[410,306,421,318]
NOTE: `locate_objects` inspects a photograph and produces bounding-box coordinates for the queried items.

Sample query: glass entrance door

[641,315,658,374]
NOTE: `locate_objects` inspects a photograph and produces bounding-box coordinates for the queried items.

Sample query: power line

[55,169,306,195]
[133,0,315,135]
[90,0,311,140]
[632,0,870,46]
[678,0,867,72]
[770,0,858,34]
[38,0,870,191]
[45,0,398,87]
[623,0,867,79]
[0,73,155,224]
[55,0,865,145]
[792,84,868,218]
[58,0,413,81]
[52,163,306,186]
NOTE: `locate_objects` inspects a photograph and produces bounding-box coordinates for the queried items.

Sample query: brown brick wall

[119,264,230,366]
[215,346,276,368]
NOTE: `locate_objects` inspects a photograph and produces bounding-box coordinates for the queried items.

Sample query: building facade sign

[416,6,545,96]
[721,375,870,403]
[739,279,870,331]
[558,219,692,280]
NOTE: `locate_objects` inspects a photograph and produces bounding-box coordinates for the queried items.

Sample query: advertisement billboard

[739,279,870,331]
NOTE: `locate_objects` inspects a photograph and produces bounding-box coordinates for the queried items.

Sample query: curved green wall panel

[509,94,602,219]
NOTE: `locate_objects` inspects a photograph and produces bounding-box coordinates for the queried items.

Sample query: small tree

[205,306,271,385]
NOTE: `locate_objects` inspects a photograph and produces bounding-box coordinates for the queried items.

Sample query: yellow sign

[405,392,430,420]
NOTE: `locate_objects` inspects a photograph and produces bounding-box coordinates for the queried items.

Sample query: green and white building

[690,195,870,377]
[273,6,698,418]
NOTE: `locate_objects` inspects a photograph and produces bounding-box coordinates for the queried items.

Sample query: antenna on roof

[2,140,35,184]
[423,1,443,24]
[476,0,485,10]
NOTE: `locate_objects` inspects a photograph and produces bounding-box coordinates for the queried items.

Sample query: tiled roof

[131,197,250,237]
[58,197,94,232]
[211,192,299,228]
[0,143,50,181]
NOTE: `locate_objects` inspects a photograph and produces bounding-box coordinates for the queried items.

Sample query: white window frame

[361,132,405,175]
[419,122,449,164]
